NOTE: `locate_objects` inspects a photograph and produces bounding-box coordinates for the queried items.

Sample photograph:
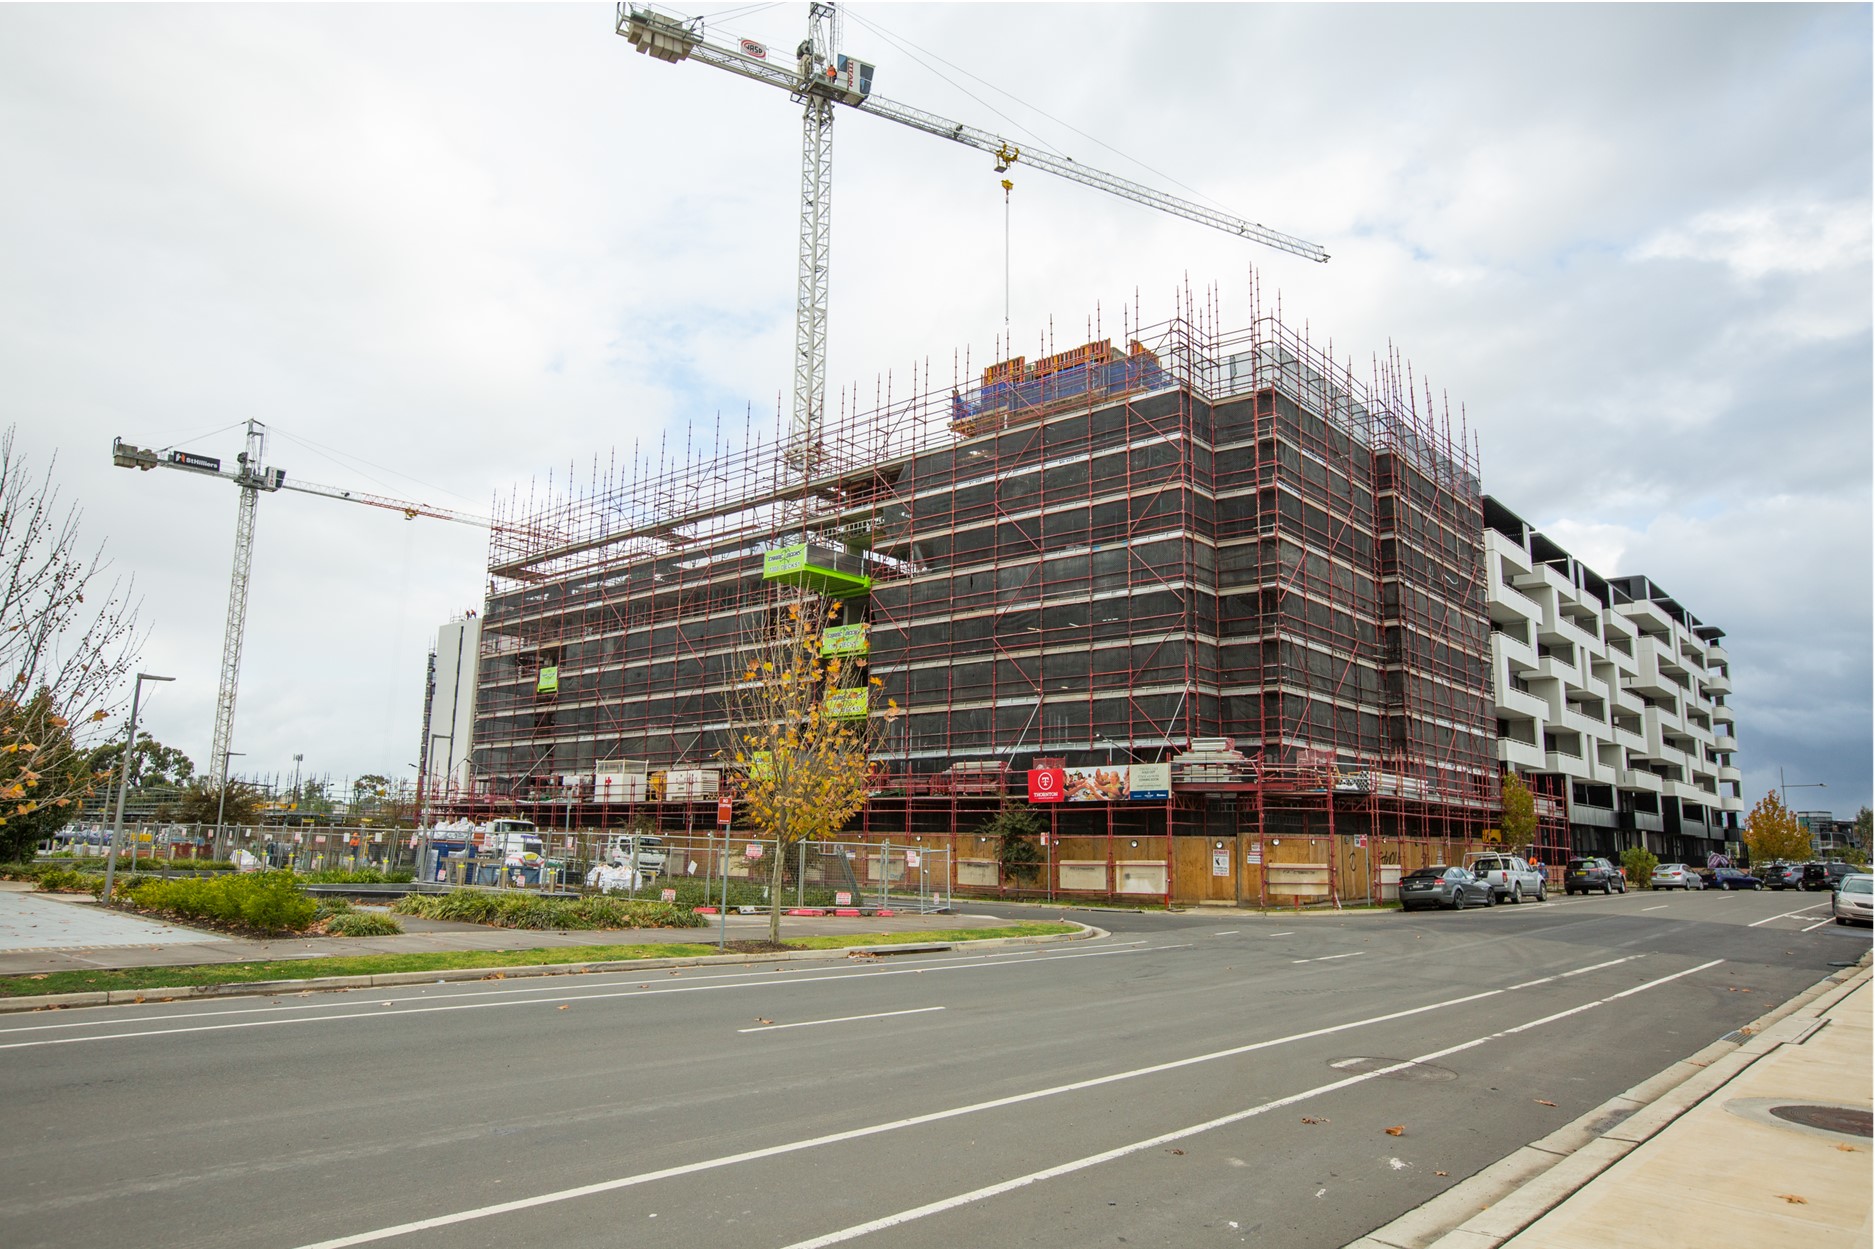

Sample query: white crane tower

[617,2,1329,461]
[112,420,491,799]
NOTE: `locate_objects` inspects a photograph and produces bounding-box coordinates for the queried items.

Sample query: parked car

[1832,874,1873,926]
[1467,854,1548,903]
[1765,863,1805,891]
[1650,863,1704,891]
[1799,862,1858,892]
[1399,865,1497,911]
[1564,857,1627,896]
[1710,867,1763,891]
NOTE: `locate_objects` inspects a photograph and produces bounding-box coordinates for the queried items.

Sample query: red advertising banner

[1028,768,1065,803]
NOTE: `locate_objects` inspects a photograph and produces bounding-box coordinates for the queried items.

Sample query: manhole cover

[1726,1097,1873,1142]
[1327,1057,1458,1083]
[1771,1104,1873,1137]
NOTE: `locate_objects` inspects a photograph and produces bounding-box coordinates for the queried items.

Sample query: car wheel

[1511,883,1523,904]
[1536,883,1547,902]
[1483,888,1497,907]
[1602,881,1612,895]
[1618,879,1627,893]
[1452,891,1465,911]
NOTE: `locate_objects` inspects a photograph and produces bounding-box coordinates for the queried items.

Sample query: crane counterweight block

[621,6,697,63]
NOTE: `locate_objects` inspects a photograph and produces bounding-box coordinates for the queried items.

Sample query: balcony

[1702,672,1732,696]
[1492,630,1537,671]
[1617,768,1665,793]
[1714,733,1737,752]
[1719,764,1741,784]
[1721,794,1743,814]
[1497,738,1545,770]
[1707,644,1729,666]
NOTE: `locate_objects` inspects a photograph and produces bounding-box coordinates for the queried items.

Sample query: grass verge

[0,922,1079,999]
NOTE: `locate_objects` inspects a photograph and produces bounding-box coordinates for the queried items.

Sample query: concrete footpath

[1353,957,1873,1249]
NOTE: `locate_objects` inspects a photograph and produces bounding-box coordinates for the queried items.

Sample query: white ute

[1466,853,1547,904]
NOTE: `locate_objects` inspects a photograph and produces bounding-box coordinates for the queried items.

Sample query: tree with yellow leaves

[1743,790,1812,865]
[1499,771,1537,856]
[730,598,893,945]
[0,427,144,860]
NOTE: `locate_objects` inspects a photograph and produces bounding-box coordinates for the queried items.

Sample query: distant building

[1483,498,1740,864]
[418,613,482,809]
[1795,810,1857,857]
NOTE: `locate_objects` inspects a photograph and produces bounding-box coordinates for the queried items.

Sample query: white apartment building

[419,613,483,805]
[1483,497,1741,863]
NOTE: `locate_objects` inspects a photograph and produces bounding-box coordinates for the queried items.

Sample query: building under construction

[458,288,1496,900]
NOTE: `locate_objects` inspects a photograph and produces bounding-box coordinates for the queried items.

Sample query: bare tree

[728,597,893,944]
[0,427,144,859]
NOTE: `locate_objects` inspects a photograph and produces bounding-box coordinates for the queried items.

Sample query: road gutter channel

[0,927,1102,1014]
[1344,953,1875,1249]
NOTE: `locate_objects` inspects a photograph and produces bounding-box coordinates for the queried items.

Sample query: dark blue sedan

[1711,868,1764,891]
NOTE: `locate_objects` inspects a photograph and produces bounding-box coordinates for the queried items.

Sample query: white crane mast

[111,421,492,793]
[617,3,1328,453]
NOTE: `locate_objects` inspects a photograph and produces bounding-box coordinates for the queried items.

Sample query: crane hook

[993,142,1020,174]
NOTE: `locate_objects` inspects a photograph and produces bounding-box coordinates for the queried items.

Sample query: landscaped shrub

[598,877,839,909]
[391,890,705,931]
[34,869,101,894]
[1621,847,1660,890]
[121,872,318,935]
[299,867,416,885]
[322,911,405,937]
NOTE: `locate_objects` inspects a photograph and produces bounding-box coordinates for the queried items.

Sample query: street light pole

[103,672,174,903]
[1778,766,1826,853]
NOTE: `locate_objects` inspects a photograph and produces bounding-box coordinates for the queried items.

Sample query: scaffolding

[458,281,1497,901]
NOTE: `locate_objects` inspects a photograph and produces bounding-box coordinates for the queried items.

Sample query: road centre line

[1291,952,1363,964]
[1266,932,1295,937]
[283,952,1683,1249]
[1212,931,1240,936]
[1642,905,1668,912]
[0,941,1170,1049]
[776,957,1727,1249]
[1749,905,1830,928]
[740,1006,943,1034]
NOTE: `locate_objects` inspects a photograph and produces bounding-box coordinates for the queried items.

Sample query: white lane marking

[1509,955,1644,991]
[740,1007,944,1034]
[1748,905,1830,928]
[1266,932,1295,937]
[0,943,1162,1050]
[1801,919,1834,932]
[775,958,1727,1248]
[281,953,1657,1249]
[1212,931,1241,937]
[1642,905,1668,912]
[1291,952,1363,965]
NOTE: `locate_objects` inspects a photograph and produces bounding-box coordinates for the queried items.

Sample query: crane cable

[1002,176,1013,352]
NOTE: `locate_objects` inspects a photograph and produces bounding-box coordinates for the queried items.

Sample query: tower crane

[617,2,1329,460]
[111,419,491,798]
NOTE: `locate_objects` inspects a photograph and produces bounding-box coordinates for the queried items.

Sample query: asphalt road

[1,888,1866,1249]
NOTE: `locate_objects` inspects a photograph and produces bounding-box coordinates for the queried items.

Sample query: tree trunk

[767,837,787,945]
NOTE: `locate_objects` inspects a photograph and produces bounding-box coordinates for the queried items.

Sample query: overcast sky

[3,3,1868,815]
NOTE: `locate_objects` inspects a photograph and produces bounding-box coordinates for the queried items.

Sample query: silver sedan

[1398,865,1497,911]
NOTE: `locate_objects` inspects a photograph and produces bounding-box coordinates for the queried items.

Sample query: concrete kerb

[0,922,1104,1014]
[1345,952,1874,1249]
